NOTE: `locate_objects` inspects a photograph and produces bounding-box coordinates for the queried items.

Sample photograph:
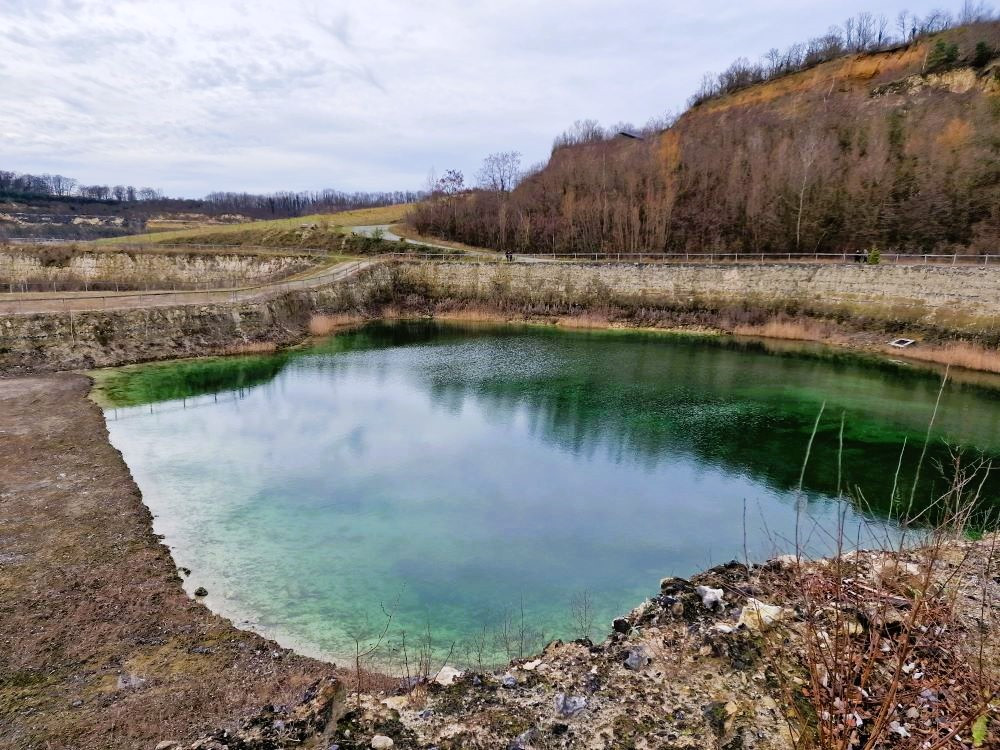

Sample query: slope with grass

[100,204,414,248]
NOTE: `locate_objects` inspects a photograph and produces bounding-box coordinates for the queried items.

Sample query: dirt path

[0,375,339,749]
[0,258,376,316]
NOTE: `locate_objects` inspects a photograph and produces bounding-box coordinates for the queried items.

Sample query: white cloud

[0,0,962,196]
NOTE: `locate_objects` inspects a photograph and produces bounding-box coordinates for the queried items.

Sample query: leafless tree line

[0,170,163,202]
[412,19,1000,257]
[202,188,426,218]
[690,4,997,106]
[1,168,425,220]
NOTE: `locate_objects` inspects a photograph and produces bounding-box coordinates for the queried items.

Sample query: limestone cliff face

[0,249,312,289]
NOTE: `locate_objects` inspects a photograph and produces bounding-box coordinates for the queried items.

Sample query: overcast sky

[0,0,964,197]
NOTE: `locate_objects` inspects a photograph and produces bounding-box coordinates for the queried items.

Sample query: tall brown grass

[893,341,1000,375]
[219,341,278,355]
[731,318,842,344]
[308,313,364,336]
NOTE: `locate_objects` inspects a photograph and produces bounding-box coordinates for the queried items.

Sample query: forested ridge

[413,17,1000,256]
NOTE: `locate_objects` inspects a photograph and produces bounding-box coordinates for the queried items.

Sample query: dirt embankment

[8,259,1000,377]
[0,375,344,749]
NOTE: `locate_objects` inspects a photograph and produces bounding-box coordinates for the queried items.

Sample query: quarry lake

[99,322,1000,666]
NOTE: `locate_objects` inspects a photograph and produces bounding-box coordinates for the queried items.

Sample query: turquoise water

[101,322,1000,667]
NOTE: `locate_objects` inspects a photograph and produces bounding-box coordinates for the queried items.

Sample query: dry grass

[753,388,1000,750]
[731,318,843,344]
[308,313,365,336]
[893,341,1000,375]
[390,223,496,255]
[100,204,416,246]
[218,341,278,355]
[555,311,616,329]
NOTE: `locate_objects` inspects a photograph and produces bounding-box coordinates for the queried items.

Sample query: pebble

[434,666,462,686]
[695,585,725,609]
[737,598,788,631]
[116,673,146,690]
[501,674,517,688]
[624,645,652,671]
[508,727,538,749]
[553,692,587,717]
[370,736,394,749]
[612,617,630,633]
[194,586,208,597]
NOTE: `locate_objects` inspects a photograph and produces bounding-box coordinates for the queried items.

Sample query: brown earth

[0,374,340,750]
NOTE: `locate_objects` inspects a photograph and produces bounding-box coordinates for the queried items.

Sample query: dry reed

[731,318,841,344]
[308,313,364,336]
[219,341,277,355]
[893,341,1000,375]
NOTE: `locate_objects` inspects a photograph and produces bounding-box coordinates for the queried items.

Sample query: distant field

[100,204,415,246]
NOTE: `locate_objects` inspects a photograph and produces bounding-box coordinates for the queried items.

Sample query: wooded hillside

[413,20,1000,256]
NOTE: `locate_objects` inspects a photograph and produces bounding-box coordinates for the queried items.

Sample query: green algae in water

[100,322,1000,665]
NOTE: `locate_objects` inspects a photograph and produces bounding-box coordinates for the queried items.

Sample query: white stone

[433,666,463,686]
[737,598,789,631]
[773,554,801,568]
[371,736,394,749]
[695,585,725,609]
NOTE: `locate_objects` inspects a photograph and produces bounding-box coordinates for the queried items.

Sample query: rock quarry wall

[395,260,1000,327]
[0,249,313,288]
[0,265,396,372]
[4,259,1000,373]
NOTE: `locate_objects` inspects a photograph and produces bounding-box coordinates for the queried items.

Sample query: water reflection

[98,322,1000,663]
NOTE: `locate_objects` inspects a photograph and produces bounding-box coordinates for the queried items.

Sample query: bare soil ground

[0,374,338,750]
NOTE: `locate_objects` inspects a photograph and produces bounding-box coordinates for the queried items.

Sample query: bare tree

[477,151,522,193]
[795,135,821,251]
[570,590,595,641]
[434,169,465,196]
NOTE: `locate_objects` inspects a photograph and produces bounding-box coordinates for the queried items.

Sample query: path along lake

[99,322,1000,666]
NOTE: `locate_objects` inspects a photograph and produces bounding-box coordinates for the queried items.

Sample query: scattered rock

[520,659,542,671]
[553,692,587,717]
[888,720,910,738]
[433,666,462,686]
[508,727,538,749]
[178,567,192,577]
[155,742,181,750]
[696,585,725,609]
[623,644,652,671]
[500,674,517,688]
[370,735,394,749]
[116,673,146,690]
[612,616,630,633]
[737,598,789,631]
[194,586,208,597]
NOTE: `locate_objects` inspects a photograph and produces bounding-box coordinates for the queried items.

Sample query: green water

[100,322,1000,667]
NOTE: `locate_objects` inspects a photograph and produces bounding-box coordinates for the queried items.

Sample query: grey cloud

[0,0,963,196]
